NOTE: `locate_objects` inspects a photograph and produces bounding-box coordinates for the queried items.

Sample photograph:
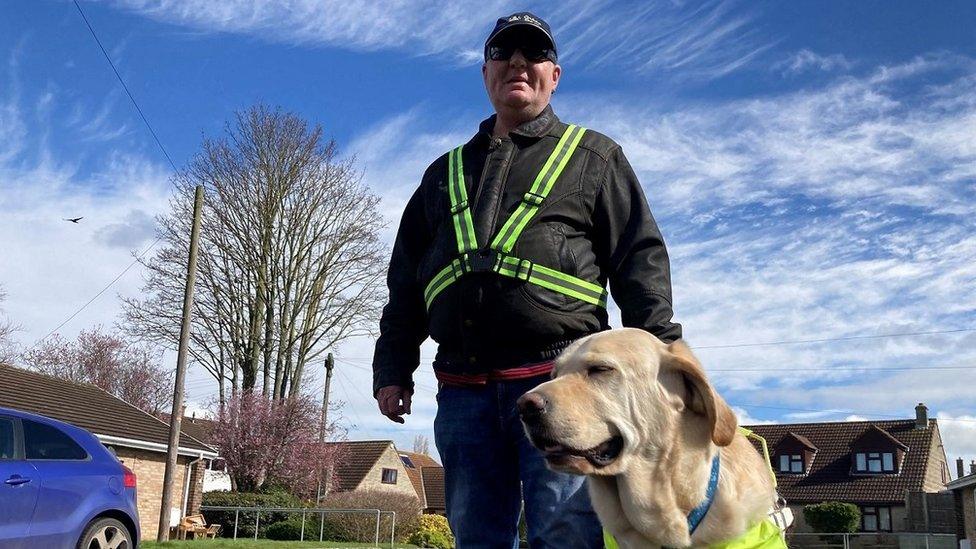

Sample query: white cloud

[775,49,853,75]
[105,0,771,78]
[299,54,976,456]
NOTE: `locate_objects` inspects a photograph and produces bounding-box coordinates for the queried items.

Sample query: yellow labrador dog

[517,328,775,548]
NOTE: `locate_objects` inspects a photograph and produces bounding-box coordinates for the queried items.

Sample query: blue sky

[1,0,975,465]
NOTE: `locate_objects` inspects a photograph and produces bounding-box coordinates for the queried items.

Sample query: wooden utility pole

[319,353,334,439]
[316,353,334,503]
[157,185,204,542]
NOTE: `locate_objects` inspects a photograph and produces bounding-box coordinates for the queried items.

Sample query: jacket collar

[475,104,561,144]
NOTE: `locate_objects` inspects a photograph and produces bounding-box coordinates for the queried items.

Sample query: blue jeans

[433,376,604,549]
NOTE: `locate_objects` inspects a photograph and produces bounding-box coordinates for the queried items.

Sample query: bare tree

[0,285,17,363]
[22,327,173,415]
[412,434,431,456]
[121,105,386,404]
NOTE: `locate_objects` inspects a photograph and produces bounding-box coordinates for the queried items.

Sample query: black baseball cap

[484,12,557,62]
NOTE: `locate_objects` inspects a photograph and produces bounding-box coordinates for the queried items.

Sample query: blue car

[0,406,140,549]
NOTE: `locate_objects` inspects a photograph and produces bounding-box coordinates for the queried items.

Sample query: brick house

[0,364,217,540]
[398,450,446,515]
[160,412,231,493]
[327,440,418,499]
[744,403,950,533]
[948,458,976,547]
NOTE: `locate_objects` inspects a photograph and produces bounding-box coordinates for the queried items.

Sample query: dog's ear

[664,340,738,447]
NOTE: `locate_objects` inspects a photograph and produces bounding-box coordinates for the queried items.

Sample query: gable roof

[420,466,446,510]
[398,450,441,504]
[744,418,942,504]
[159,413,216,446]
[0,364,214,455]
[851,425,909,451]
[326,440,395,492]
[780,432,818,452]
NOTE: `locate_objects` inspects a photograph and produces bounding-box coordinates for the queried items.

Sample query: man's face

[483,34,561,116]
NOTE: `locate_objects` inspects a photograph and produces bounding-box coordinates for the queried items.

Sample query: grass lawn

[142,541,417,549]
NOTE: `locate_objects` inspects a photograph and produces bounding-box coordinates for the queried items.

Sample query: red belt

[435,360,554,386]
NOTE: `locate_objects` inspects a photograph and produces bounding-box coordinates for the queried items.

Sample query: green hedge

[803,502,861,533]
[201,490,305,538]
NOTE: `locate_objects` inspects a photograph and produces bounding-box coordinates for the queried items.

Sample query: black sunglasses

[486,45,556,63]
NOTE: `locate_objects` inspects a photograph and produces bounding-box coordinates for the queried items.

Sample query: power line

[27,236,163,350]
[711,365,976,372]
[27,2,180,348]
[693,327,976,350]
[72,0,179,172]
[332,326,975,363]
[734,402,976,425]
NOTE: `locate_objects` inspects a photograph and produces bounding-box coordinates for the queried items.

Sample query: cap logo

[508,14,541,26]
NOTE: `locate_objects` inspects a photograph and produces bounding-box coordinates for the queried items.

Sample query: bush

[803,502,861,533]
[322,489,422,542]
[407,514,454,549]
[201,490,305,538]
[266,520,302,541]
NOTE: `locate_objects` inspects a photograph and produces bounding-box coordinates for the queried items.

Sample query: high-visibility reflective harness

[423,124,609,310]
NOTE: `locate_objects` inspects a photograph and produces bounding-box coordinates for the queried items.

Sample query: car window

[0,418,14,460]
[23,419,88,460]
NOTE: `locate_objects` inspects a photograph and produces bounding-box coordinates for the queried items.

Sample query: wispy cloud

[106,0,771,78]
[775,49,854,75]
[308,53,976,451]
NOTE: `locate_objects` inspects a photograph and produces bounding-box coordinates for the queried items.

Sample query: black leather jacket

[372,106,681,395]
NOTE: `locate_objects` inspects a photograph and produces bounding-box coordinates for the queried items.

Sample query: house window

[778,454,804,473]
[855,452,895,473]
[861,506,891,532]
[381,468,397,484]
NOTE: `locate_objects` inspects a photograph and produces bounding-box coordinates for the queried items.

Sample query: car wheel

[77,517,133,549]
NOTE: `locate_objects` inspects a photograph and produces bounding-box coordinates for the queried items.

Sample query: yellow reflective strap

[490,125,586,253]
[448,146,477,253]
[496,256,608,308]
[739,427,777,488]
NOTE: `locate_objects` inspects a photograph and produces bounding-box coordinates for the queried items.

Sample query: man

[373,12,681,548]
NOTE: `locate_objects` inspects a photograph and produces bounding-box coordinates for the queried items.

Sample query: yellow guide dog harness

[603,428,787,549]
[423,125,609,310]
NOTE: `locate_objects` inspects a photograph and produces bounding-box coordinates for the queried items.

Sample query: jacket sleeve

[372,184,432,396]
[593,146,682,343]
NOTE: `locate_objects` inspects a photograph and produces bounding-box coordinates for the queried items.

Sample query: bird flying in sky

[64,217,83,223]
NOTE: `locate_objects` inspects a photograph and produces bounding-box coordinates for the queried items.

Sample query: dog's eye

[587,365,614,376]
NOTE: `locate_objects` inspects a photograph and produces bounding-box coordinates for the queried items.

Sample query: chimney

[970,460,976,476]
[915,403,928,429]
[958,458,966,479]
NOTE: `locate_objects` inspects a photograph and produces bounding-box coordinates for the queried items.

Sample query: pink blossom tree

[22,327,172,414]
[210,391,345,497]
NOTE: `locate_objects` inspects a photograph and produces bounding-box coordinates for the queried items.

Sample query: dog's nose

[517,392,549,418]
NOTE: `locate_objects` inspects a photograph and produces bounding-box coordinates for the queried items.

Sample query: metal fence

[787,532,957,549]
[199,505,398,547]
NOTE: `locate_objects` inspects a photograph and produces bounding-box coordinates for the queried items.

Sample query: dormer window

[774,432,817,475]
[779,454,804,473]
[854,452,895,473]
[850,425,907,475]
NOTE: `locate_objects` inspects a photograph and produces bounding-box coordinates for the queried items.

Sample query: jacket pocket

[514,222,585,312]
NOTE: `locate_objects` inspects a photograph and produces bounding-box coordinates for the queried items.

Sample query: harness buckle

[466,248,500,273]
[522,191,545,206]
[514,258,533,281]
[450,199,469,214]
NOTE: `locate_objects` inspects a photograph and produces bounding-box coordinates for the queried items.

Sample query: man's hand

[376,385,413,424]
